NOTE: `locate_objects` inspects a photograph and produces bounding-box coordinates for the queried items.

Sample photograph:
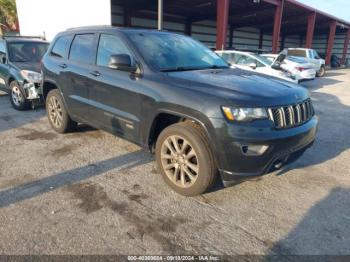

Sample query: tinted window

[8,42,49,62]
[128,32,228,71]
[97,34,133,67]
[287,49,307,57]
[236,54,255,65]
[69,34,95,64]
[51,35,73,58]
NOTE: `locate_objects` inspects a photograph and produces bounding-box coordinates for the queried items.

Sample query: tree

[0,0,18,35]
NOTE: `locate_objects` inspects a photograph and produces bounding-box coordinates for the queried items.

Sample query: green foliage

[0,0,18,32]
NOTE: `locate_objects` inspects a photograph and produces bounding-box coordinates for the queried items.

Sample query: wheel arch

[147,109,219,165]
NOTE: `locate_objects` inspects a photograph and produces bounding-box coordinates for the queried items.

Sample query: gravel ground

[0,69,349,255]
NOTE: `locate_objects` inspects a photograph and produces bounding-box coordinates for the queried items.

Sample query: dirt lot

[0,69,349,255]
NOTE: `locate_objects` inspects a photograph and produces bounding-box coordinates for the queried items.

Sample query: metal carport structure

[113,0,350,66]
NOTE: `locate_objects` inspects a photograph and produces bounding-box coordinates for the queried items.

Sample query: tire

[9,81,30,110]
[46,89,77,133]
[155,121,216,196]
[317,65,325,77]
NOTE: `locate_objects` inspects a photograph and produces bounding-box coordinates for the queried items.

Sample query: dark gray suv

[41,26,318,196]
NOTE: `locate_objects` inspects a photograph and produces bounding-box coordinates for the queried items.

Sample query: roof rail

[1,35,46,40]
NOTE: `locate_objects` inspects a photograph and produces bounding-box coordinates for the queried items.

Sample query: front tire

[156,121,216,196]
[10,81,30,110]
[46,89,77,133]
[317,65,325,77]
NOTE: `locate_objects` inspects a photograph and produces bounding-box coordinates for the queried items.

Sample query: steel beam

[158,0,163,30]
[216,0,230,50]
[341,28,350,65]
[325,20,337,66]
[272,0,284,53]
[305,12,316,48]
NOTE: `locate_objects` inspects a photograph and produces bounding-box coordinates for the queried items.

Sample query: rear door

[0,40,9,91]
[63,33,98,122]
[87,33,141,142]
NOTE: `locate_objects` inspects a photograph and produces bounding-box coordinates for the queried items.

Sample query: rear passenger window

[96,34,133,67]
[51,35,73,59]
[69,34,95,64]
[0,41,6,53]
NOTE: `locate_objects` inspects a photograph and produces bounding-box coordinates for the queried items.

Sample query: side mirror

[271,62,281,70]
[108,54,135,72]
[0,53,6,64]
[249,63,257,70]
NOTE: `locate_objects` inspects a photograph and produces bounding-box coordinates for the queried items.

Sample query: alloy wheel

[48,96,63,128]
[11,86,24,106]
[160,135,199,188]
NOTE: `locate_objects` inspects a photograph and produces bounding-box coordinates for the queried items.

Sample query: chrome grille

[268,99,314,129]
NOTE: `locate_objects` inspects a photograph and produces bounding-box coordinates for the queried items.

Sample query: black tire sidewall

[9,81,29,110]
[46,89,75,133]
[155,122,215,196]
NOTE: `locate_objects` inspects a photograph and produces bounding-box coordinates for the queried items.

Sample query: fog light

[241,145,269,156]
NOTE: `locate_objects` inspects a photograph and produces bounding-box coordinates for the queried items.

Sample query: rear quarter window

[51,35,73,59]
[287,49,307,57]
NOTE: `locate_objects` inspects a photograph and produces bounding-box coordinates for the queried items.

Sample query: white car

[216,50,298,83]
[282,48,326,77]
[261,53,316,82]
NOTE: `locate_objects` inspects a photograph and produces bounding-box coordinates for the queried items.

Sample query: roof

[2,36,48,43]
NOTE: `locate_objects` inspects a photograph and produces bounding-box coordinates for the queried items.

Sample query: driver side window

[236,55,255,66]
[96,34,133,67]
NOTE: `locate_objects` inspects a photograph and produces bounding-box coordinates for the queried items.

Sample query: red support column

[216,0,230,50]
[123,6,132,27]
[341,28,350,65]
[325,20,337,66]
[185,20,192,36]
[305,12,316,48]
[272,0,284,54]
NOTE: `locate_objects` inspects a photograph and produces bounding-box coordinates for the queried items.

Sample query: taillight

[296,67,305,72]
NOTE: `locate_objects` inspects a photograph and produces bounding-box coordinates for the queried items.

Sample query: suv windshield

[8,41,49,63]
[127,32,228,72]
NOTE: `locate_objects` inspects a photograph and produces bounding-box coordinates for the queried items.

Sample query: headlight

[222,106,268,122]
[20,70,42,83]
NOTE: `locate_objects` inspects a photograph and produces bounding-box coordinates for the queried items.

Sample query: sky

[296,0,350,23]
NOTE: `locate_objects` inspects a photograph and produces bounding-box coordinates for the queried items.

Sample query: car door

[86,33,141,142]
[0,40,9,91]
[62,33,98,122]
[308,50,321,71]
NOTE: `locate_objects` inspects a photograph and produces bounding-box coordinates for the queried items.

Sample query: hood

[11,61,41,73]
[166,68,309,107]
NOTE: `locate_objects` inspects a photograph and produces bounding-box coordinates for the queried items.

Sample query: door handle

[90,71,101,77]
[59,63,67,69]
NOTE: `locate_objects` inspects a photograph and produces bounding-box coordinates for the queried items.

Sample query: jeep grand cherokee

[41,26,318,196]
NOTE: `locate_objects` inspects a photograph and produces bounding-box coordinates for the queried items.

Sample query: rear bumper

[210,116,318,185]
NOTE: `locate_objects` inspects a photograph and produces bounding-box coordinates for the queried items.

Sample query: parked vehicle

[281,48,326,77]
[216,50,298,83]
[0,36,49,110]
[42,27,318,196]
[261,54,316,82]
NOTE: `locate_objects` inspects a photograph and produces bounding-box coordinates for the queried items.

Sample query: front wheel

[46,89,77,133]
[156,122,216,196]
[10,81,30,110]
[317,65,325,77]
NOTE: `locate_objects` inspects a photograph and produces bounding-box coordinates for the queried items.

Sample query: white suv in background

[261,53,317,82]
[282,48,326,77]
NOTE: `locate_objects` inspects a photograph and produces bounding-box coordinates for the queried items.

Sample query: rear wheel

[156,121,216,196]
[10,81,30,110]
[317,65,325,77]
[46,89,77,133]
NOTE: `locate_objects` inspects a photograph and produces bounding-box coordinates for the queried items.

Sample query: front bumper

[210,116,318,185]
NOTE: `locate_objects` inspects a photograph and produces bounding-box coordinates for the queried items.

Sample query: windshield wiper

[160,65,228,72]
[160,66,203,72]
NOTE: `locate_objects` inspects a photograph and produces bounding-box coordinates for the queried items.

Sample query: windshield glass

[127,32,228,71]
[8,42,49,63]
[251,54,273,66]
